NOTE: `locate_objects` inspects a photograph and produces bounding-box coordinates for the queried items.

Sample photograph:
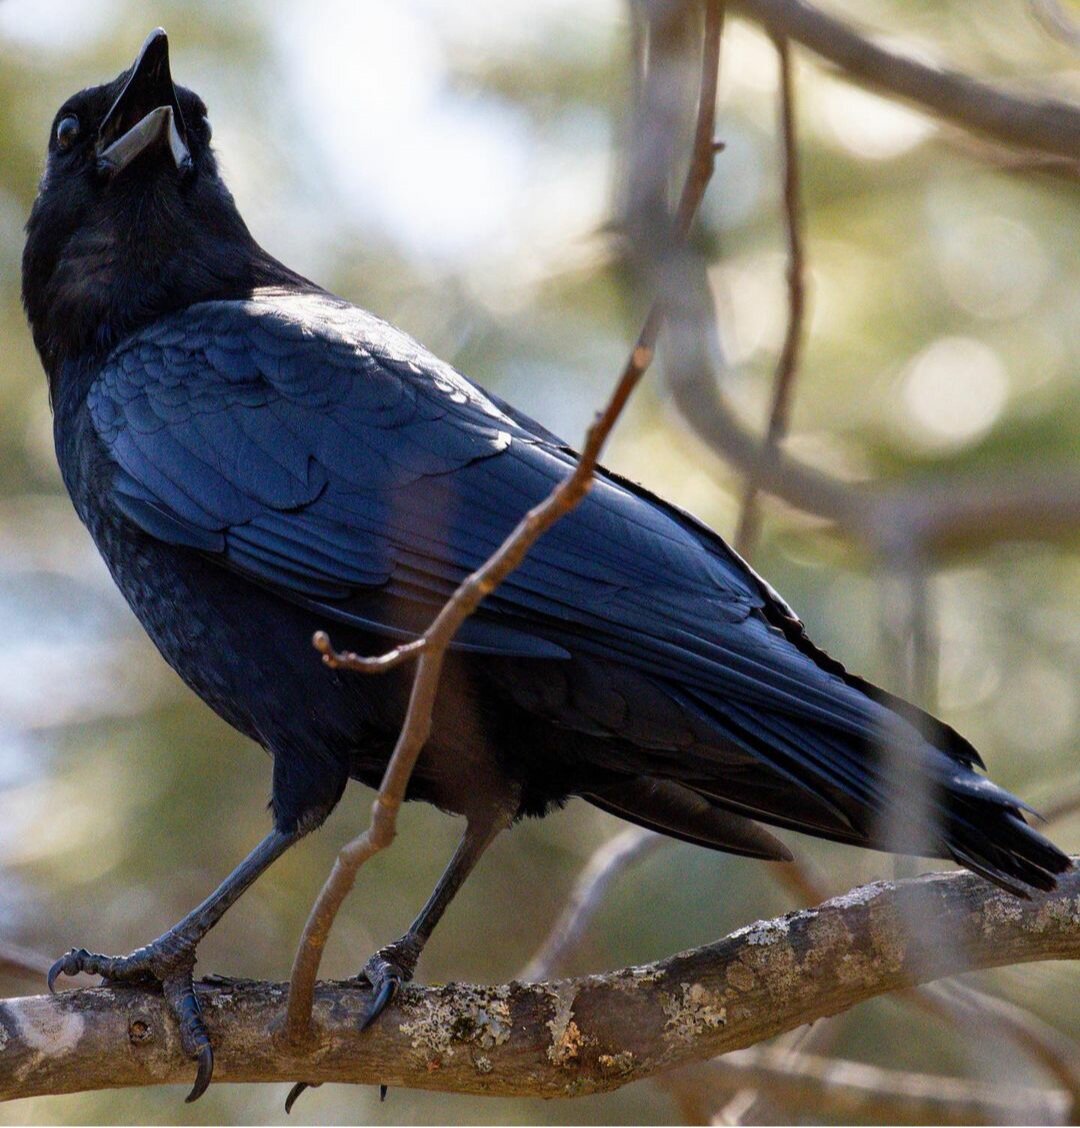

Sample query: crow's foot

[49,938,214,1102]
[357,936,422,1031]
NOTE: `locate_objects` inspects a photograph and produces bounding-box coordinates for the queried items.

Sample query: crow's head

[23,29,301,387]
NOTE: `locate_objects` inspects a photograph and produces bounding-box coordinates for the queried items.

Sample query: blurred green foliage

[0,1,1076,1123]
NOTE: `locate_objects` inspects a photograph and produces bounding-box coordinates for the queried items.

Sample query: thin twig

[282,0,727,1044]
[284,309,663,1040]
[735,32,806,557]
[312,631,425,673]
[731,0,1080,165]
[518,826,663,981]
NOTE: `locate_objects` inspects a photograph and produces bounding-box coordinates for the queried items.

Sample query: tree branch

[731,0,1080,164]
[4,864,1077,1102]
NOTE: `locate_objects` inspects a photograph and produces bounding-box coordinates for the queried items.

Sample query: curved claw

[360,974,399,1032]
[186,1043,214,1103]
[163,971,214,1101]
[47,955,66,994]
[285,1081,320,1114]
[47,947,96,993]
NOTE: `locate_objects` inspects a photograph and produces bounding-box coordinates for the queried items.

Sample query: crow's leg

[358,808,510,1030]
[48,828,300,1101]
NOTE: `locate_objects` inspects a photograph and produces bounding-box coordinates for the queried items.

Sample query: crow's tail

[588,680,1072,898]
[941,791,1070,896]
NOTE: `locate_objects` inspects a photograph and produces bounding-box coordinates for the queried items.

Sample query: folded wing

[88,291,1069,893]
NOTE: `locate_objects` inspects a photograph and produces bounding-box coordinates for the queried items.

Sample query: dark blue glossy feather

[82,289,1067,891]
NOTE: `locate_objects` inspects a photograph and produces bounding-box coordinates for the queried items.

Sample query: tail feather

[945,805,1069,897]
[636,686,1072,897]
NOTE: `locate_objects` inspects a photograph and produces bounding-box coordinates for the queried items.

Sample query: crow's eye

[55,114,81,152]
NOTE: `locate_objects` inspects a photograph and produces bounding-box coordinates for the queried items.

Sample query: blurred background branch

[519,825,662,982]
[732,0,1080,163]
[734,30,806,557]
[660,1048,1071,1125]
[0,939,50,983]
[1030,0,1080,53]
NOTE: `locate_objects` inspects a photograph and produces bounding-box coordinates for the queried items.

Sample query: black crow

[22,29,1070,1101]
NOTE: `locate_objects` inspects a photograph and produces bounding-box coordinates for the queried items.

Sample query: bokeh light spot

[899,336,1008,450]
[936,215,1049,320]
[821,82,935,160]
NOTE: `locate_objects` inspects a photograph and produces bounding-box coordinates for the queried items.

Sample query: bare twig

[282,0,726,1044]
[519,826,664,981]
[284,308,664,1041]
[731,0,1080,165]
[735,32,806,557]
[3,865,1078,1102]
[312,631,424,673]
[665,1048,1070,1125]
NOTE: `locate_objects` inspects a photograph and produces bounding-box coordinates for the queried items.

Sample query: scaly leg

[49,828,300,1101]
[360,808,510,1028]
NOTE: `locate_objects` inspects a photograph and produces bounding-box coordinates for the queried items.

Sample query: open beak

[96,28,191,176]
